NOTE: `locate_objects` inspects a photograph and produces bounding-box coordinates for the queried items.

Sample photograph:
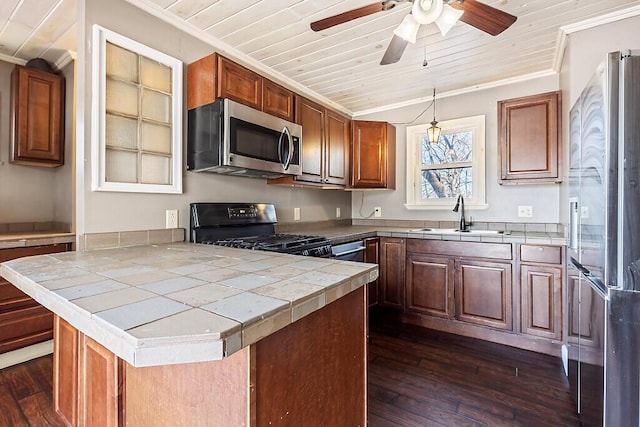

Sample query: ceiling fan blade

[380,35,409,65]
[450,0,517,36]
[310,2,388,32]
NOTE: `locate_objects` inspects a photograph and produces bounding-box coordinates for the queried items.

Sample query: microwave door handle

[277,129,285,166]
[282,126,293,170]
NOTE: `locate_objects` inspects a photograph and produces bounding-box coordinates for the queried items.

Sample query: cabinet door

[351,121,394,188]
[296,96,325,183]
[324,110,349,186]
[262,79,294,121]
[379,238,406,309]
[79,335,123,427]
[567,273,605,349]
[455,259,513,331]
[498,91,561,184]
[364,238,380,306]
[11,65,65,167]
[54,316,79,427]
[520,264,562,340]
[406,254,454,319]
[216,56,262,110]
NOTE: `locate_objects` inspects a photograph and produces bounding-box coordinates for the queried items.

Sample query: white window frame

[91,25,183,193]
[405,115,487,210]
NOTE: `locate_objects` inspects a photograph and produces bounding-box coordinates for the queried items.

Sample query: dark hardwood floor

[1,311,580,426]
[368,308,581,426]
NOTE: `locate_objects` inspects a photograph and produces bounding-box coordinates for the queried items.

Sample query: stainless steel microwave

[187,98,302,178]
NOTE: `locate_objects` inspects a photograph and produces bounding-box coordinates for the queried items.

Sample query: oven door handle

[332,246,366,257]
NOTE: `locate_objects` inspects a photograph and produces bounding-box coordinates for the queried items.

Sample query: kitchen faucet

[452,194,469,231]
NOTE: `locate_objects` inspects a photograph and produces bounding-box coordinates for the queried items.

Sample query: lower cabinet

[406,254,454,319]
[398,240,567,356]
[54,316,123,427]
[520,263,562,340]
[0,243,71,354]
[567,272,605,350]
[364,237,380,306]
[456,259,513,331]
[378,237,405,309]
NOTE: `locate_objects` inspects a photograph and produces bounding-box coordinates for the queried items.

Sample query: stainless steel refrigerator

[568,50,640,427]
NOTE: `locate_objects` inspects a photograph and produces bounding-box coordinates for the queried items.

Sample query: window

[91,25,183,193]
[405,115,486,209]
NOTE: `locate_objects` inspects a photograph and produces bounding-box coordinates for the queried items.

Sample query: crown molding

[352,70,557,117]
[0,53,26,66]
[54,50,77,70]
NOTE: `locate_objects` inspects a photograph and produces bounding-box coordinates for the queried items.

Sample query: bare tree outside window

[421,130,473,200]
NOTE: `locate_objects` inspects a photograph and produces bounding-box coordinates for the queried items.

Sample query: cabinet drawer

[520,245,562,264]
[407,239,512,260]
[0,305,53,353]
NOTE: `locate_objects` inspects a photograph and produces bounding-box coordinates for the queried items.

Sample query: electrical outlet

[294,207,301,221]
[165,209,178,229]
[517,205,533,218]
[374,207,382,218]
[581,206,589,219]
[336,207,341,218]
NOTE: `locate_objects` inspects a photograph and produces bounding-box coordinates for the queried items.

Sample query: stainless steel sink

[409,228,509,235]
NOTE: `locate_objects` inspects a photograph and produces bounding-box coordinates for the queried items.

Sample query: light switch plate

[336,207,341,218]
[294,207,301,221]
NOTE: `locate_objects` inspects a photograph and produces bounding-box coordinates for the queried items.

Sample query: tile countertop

[0,243,377,368]
[289,225,567,246]
[0,231,75,249]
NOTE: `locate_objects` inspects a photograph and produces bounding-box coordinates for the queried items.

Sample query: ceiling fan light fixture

[412,0,444,25]
[393,14,420,43]
[435,5,464,36]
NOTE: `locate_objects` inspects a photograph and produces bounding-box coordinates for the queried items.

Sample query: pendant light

[427,88,441,144]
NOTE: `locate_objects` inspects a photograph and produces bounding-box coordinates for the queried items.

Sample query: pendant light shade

[428,88,441,144]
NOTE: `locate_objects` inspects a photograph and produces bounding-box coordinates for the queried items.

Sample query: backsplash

[350,219,565,234]
[80,228,185,251]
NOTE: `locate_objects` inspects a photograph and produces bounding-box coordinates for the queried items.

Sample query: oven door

[224,99,301,175]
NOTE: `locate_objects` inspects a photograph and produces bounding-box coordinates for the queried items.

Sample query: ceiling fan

[310,0,517,65]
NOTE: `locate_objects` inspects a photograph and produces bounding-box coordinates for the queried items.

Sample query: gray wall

[0,60,74,225]
[352,74,561,224]
[558,14,640,225]
[78,0,351,235]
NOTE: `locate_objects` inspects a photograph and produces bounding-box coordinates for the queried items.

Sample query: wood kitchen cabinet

[498,91,561,184]
[0,243,71,354]
[187,53,294,121]
[269,96,349,187]
[519,244,563,340]
[406,254,454,319]
[404,239,514,332]
[364,237,380,306]
[568,270,605,351]
[11,65,65,167]
[456,259,513,331]
[350,120,396,189]
[378,237,405,309]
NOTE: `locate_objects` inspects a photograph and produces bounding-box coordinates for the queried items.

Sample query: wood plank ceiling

[1,0,639,114]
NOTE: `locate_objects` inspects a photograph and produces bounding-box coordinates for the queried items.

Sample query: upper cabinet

[11,65,65,167]
[498,91,561,184]
[187,53,294,121]
[350,120,396,189]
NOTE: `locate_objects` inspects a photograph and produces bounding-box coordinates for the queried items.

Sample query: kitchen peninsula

[0,242,377,426]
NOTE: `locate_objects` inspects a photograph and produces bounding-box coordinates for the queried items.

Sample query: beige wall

[0,60,74,225]
[78,0,351,235]
[353,74,562,224]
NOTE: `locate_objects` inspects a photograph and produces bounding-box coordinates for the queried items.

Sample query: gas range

[190,203,333,258]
